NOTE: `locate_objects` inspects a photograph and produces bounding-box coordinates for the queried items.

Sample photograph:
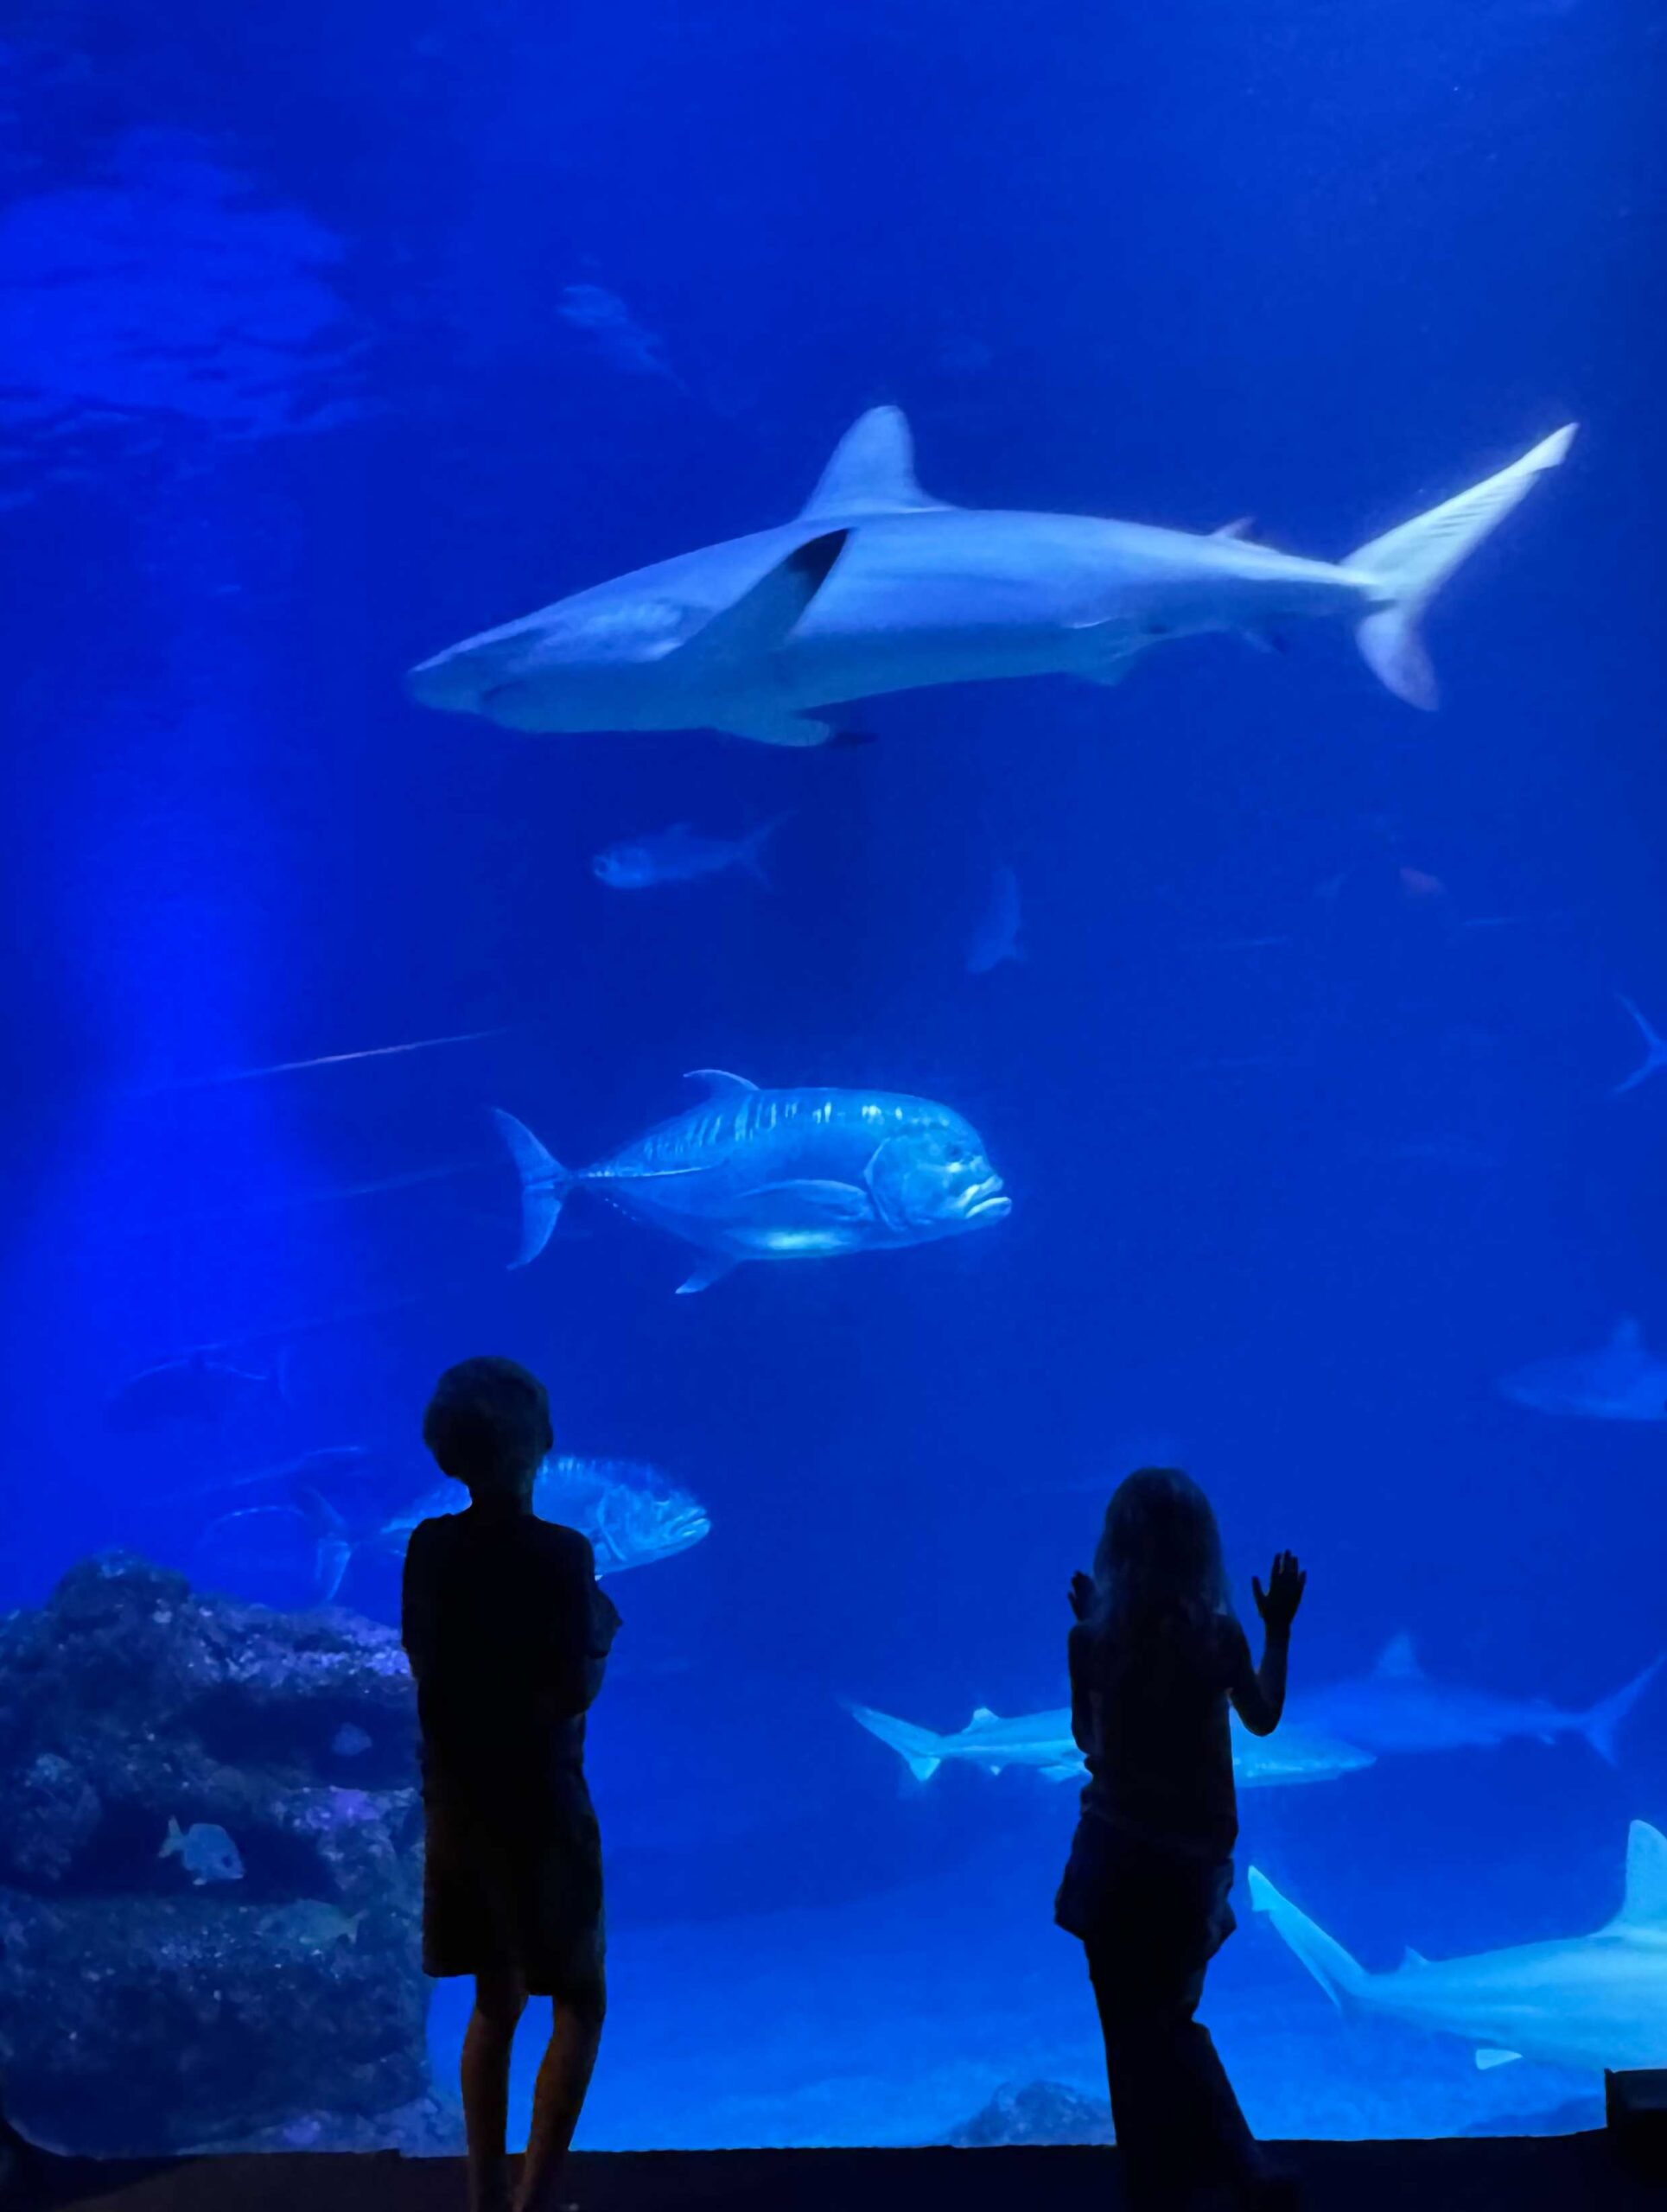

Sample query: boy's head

[422,1357,553,1503]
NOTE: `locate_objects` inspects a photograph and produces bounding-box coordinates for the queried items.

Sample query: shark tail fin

[490,1109,571,1268]
[1581,1655,1665,1764]
[1613,996,1667,1096]
[1347,424,1576,709]
[1248,1867,1369,2011]
[846,1702,947,1785]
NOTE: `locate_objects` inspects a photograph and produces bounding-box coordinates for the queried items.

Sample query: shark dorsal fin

[969,1706,1000,1726]
[684,1070,759,1098]
[1374,1633,1422,1680]
[1609,1821,1667,1933]
[1401,1946,1428,1969]
[1213,516,1255,539]
[799,407,945,522]
[1612,1317,1645,1353]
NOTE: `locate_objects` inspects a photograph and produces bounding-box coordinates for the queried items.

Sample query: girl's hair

[1086,1466,1232,1638]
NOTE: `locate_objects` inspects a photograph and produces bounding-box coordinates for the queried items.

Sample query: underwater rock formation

[0,1552,455,2156]
[948,2077,1114,2146]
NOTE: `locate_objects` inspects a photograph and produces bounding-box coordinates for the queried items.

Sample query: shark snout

[405,646,487,714]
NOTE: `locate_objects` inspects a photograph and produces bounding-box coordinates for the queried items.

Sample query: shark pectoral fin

[675,1257,740,1295]
[1475,2049,1523,2070]
[676,532,849,677]
[717,710,837,747]
[799,405,947,521]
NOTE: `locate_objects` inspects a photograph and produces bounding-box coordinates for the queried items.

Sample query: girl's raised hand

[1252,1550,1307,1633]
[1069,1571,1095,1622]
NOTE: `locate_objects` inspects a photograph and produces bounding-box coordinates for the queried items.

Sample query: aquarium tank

[0,0,1661,2164]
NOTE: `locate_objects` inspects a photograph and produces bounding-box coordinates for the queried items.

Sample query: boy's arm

[401,1523,438,1679]
[541,1533,620,1717]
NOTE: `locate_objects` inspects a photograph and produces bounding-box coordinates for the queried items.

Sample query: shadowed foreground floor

[11,2134,1664,2212]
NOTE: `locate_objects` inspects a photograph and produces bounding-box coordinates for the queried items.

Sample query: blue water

[2,0,1664,2154]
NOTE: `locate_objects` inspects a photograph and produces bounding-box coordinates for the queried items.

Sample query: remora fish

[407,406,1576,746]
[1292,1637,1662,1764]
[848,1701,1374,1790]
[1499,1318,1667,1421]
[1251,1821,1667,2075]
[387,1457,711,1577]
[491,1069,1010,1293]
[594,816,788,890]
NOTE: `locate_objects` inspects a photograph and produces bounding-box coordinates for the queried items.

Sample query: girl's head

[1089,1465,1231,1633]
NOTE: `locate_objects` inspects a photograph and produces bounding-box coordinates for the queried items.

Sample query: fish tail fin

[846,1701,947,1785]
[1581,1654,1665,1764]
[161,1816,184,1859]
[490,1109,571,1268]
[740,812,792,886]
[1347,424,1576,709]
[1613,996,1667,1096]
[1248,1866,1369,2010]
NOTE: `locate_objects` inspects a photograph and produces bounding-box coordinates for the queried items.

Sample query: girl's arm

[1067,1622,1097,1755]
[1228,1552,1306,1736]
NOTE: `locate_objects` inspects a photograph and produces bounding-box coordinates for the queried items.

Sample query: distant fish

[966,865,1024,975]
[1252,1822,1667,2076]
[557,283,689,393]
[330,1723,372,1759]
[106,1349,286,1433]
[1292,1637,1662,1764]
[280,1901,365,1949]
[492,1069,1010,1294]
[1613,995,1667,1097]
[1500,1318,1667,1421]
[1397,864,1448,906]
[594,817,788,891]
[160,1817,244,1885]
[385,1457,711,1578]
[848,1701,1374,1790]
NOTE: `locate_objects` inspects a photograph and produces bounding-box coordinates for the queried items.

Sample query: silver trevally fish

[848,1700,1375,1791]
[1500,1317,1667,1421]
[1251,1821,1667,2075]
[406,405,1575,747]
[492,1068,1010,1294]
[161,1817,245,1886]
[594,815,788,890]
[966,863,1023,976]
[388,1456,711,1577]
[1292,1636,1662,1764]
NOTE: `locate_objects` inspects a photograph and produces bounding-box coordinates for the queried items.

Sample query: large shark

[1251,1821,1667,2075]
[1499,1317,1667,1421]
[492,1070,1009,1293]
[849,1700,1375,1791]
[406,406,1575,746]
[1291,1637,1662,1764]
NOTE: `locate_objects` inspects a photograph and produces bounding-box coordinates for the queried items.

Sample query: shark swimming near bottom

[1251,1821,1667,2075]
[849,1700,1375,1791]
[406,404,1575,747]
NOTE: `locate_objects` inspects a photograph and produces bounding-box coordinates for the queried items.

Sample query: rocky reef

[0,1552,455,2155]
[948,2077,1114,2146]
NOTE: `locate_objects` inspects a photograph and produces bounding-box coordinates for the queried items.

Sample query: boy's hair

[422,1357,553,1497]
[1088,1465,1232,1638]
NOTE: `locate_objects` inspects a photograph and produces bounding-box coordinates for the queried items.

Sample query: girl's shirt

[1068,1609,1253,1860]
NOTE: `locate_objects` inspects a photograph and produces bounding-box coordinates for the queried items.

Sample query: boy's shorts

[422,1780,605,2008]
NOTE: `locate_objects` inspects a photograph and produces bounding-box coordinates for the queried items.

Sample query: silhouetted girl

[1057,1467,1304,2210]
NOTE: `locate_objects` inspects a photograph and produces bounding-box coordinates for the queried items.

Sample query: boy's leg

[463,1967,527,2212]
[514,1974,606,2212]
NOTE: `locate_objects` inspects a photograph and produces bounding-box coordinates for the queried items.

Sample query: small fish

[1397,864,1448,905]
[1500,1318,1667,1422]
[966,864,1024,975]
[106,1349,286,1433]
[557,283,688,392]
[492,1070,1010,1294]
[1613,995,1667,1097]
[160,1817,245,1885]
[593,817,789,891]
[330,1723,372,1758]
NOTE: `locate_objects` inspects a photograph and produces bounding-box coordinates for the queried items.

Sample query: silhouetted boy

[404,1357,620,2212]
